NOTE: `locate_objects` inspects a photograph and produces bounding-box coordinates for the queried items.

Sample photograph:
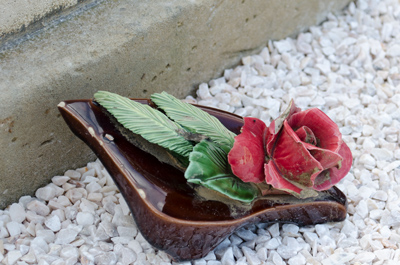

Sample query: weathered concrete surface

[0,0,352,208]
[0,0,81,38]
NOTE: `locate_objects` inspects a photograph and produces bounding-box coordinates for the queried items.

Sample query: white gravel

[2,0,400,264]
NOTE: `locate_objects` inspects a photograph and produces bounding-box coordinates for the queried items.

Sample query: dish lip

[58,98,348,227]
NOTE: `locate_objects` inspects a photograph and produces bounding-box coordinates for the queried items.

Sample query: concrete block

[0,0,352,208]
[0,0,80,37]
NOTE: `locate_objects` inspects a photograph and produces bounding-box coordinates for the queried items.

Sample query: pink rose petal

[228,117,267,183]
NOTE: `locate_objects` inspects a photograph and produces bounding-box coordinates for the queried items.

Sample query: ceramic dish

[58,99,347,261]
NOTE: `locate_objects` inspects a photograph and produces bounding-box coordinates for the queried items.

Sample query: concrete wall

[0,0,80,37]
[0,0,352,209]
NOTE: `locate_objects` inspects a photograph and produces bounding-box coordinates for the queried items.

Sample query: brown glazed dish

[58,99,347,261]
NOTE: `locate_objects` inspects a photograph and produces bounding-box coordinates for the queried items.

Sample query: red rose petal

[228,117,267,183]
[264,161,302,194]
[295,126,317,146]
[313,141,353,190]
[266,100,301,155]
[303,143,343,170]
[288,108,341,152]
[271,121,323,187]
[272,100,301,133]
[265,122,276,157]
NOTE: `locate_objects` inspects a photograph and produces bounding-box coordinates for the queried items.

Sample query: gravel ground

[2,0,400,264]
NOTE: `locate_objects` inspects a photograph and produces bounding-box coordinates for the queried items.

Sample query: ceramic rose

[228,100,353,198]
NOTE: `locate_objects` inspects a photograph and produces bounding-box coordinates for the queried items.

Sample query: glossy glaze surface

[58,99,347,261]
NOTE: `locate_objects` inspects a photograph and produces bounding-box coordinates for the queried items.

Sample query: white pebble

[76,212,94,226]
[120,247,137,264]
[341,220,358,238]
[221,247,235,265]
[52,176,70,186]
[117,226,137,238]
[277,244,297,259]
[371,148,393,161]
[267,223,280,238]
[8,203,26,223]
[270,251,285,265]
[232,245,243,260]
[265,238,280,249]
[297,41,313,54]
[242,246,261,265]
[370,209,383,220]
[274,39,293,54]
[87,192,103,202]
[358,186,375,200]
[54,227,81,245]
[372,190,388,201]
[303,232,318,245]
[321,252,356,265]
[81,168,96,181]
[127,240,143,254]
[387,44,400,57]
[256,247,267,261]
[194,259,207,265]
[60,246,79,261]
[6,221,21,237]
[44,215,61,232]
[36,229,55,243]
[356,200,369,218]
[362,125,374,136]
[207,261,222,265]
[383,161,400,173]
[374,249,393,261]
[65,188,87,204]
[94,252,118,265]
[197,83,212,99]
[26,200,50,216]
[31,236,49,253]
[359,154,376,169]
[6,250,22,265]
[64,169,81,180]
[236,229,257,241]
[86,182,101,193]
[288,253,306,265]
[315,224,329,237]
[354,252,375,263]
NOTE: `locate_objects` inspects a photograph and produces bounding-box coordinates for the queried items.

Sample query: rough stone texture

[0,0,80,37]
[0,0,351,208]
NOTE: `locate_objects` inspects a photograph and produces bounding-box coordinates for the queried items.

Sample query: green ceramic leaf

[151,92,236,153]
[94,91,193,157]
[185,140,260,203]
